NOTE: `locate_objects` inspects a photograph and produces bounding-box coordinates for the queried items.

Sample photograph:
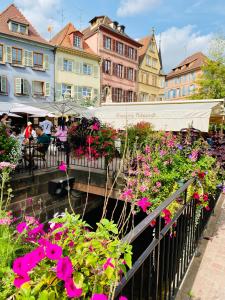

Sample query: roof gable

[50,22,96,56]
[0,4,50,46]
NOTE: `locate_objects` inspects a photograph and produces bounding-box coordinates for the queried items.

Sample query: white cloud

[117,0,161,17]
[14,0,62,39]
[156,25,212,72]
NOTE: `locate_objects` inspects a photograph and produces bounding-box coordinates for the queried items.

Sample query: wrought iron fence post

[28,141,32,175]
[154,215,161,300]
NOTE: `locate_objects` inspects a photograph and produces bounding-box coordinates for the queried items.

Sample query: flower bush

[121,131,220,222]
[0,124,21,164]
[1,213,131,299]
[68,117,118,163]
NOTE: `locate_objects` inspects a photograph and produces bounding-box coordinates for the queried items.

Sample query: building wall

[86,30,139,102]
[138,42,165,101]
[55,48,101,106]
[165,69,202,100]
[0,35,54,102]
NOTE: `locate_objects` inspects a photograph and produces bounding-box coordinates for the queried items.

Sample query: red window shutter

[134,49,137,61]
[102,60,105,73]
[112,87,115,102]
[112,39,116,52]
[103,35,106,48]
[113,63,117,76]
[124,67,127,79]
[134,69,137,81]
[125,45,128,57]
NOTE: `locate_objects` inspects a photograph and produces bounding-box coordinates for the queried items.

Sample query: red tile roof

[0,4,50,46]
[166,52,207,79]
[138,35,153,63]
[50,22,98,56]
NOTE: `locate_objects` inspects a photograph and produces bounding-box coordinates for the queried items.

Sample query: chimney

[113,21,119,29]
[120,25,125,33]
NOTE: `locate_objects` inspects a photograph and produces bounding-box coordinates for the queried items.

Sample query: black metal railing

[114,178,219,300]
[15,142,124,174]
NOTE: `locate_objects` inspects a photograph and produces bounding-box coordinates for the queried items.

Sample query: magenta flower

[13,257,29,276]
[46,243,63,260]
[121,189,134,200]
[91,123,100,131]
[119,297,128,300]
[14,273,30,288]
[103,258,115,270]
[65,278,82,298]
[30,246,45,264]
[16,222,28,233]
[59,161,67,172]
[91,294,108,300]
[137,197,152,212]
[57,256,73,280]
[28,223,44,238]
[156,181,161,188]
[23,252,38,271]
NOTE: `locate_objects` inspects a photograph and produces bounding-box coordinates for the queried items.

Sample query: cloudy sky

[0,0,224,72]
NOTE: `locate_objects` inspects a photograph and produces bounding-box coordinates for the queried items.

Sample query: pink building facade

[83,17,141,103]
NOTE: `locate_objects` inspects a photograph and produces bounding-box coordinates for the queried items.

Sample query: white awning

[94,100,224,132]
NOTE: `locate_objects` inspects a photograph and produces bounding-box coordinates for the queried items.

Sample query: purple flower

[46,243,63,260]
[57,256,73,281]
[65,278,82,298]
[137,197,152,212]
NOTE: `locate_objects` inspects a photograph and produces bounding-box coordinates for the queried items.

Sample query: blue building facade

[0,4,54,103]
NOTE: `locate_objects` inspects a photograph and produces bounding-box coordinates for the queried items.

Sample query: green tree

[192,36,225,99]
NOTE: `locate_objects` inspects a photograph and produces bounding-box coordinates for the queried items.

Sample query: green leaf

[124,253,132,268]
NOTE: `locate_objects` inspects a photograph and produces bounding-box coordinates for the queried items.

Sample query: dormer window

[9,21,28,35]
[74,35,81,48]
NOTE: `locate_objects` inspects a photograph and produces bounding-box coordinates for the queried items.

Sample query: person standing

[24,122,33,140]
[40,116,53,137]
[0,113,9,126]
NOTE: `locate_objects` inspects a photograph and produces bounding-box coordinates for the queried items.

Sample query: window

[0,75,7,94]
[0,45,3,62]
[177,88,180,97]
[149,42,155,52]
[152,75,157,86]
[128,47,134,59]
[127,68,133,81]
[116,42,124,55]
[112,88,123,102]
[140,92,149,102]
[62,84,72,98]
[146,55,151,66]
[15,78,29,95]
[11,22,27,34]
[116,64,123,78]
[127,91,133,102]
[83,63,92,75]
[82,87,92,98]
[33,81,44,96]
[160,78,165,88]
[104,36,111,50]
[33,52,43,68]
[74,35,81,48]
[152,58,157,68]
[103,60,111,74]
[12,47,22,65]
[182,86,186,96]
[63,59,73,72]
[191,72,196,81]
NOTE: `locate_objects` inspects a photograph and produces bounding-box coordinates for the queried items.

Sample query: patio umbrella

[24,101,91,117]
[0,102,51,115]
[0,111,22,118]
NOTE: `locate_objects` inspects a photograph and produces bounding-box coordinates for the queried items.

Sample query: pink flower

[140,185,148,192]
[0,217,12,225]
[16,222,28,233]
[13,257,29,276]
[156,181,161,188]
[65,278,82,298]
[103,258,115,270]
[14,273,30,288]
[57,256,73,281]
[145,145,151,154]
[30,246,45,264]
[91,294,108,300]
[121,189,134,200]
[28,223,44,239]
[46,243,62,260]
[119,297,128,300]
[137,197,152,212]
[193,192,200,200]
[91,123,100,131]
[205,206,210,211]
[59,161,67,172]
[203,194,208,201]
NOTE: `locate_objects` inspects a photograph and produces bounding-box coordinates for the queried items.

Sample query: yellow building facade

[51,23,101,106]
[138,35,165,101]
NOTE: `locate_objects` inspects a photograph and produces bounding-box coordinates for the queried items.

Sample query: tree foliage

[192,36,225,99]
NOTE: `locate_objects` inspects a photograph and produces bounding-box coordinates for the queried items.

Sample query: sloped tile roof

[0,4,50,46]
[50,22,97,56]
[138,35,152,63]
[166,52,207,79]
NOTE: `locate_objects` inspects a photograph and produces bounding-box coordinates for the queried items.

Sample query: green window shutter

[24,50,33,66]
[1,76,7,93]
[56,83,62,100]
[44,54,49,70]
[74,61,80,74]
[15,78,22,94]
[57,57,63,71]
[93,66,98,77]
[23,79,29,95]
[6,46,12,63]
[45,82,50,96]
